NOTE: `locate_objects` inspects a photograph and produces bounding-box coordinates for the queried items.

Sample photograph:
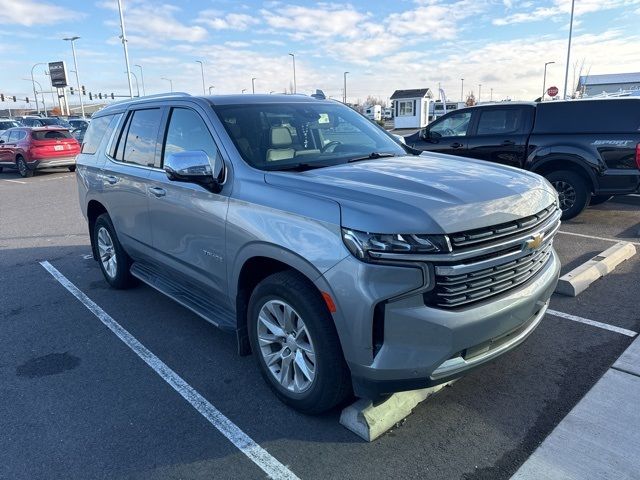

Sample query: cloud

[0,0,76,25]
[197,10,259,30]
[494,0,640,25]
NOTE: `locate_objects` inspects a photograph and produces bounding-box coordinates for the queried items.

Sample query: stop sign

[547,86,559,97]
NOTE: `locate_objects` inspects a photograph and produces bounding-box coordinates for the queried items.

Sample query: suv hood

[265,154,557,234]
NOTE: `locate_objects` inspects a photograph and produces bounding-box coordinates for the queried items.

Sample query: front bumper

[320,249,560,399]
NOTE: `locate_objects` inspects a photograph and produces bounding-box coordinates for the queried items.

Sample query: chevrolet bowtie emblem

[526,233,544,250]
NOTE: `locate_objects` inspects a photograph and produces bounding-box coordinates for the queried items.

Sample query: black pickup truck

[406,98,640,219]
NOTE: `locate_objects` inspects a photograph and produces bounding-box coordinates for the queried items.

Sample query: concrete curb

[340,382,454,441]
[555,241,636,296]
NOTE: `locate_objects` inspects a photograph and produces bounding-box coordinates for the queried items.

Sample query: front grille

[432,243,553,308]
[450,204,558,250]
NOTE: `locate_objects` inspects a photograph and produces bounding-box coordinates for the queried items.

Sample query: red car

[0,126,80,178]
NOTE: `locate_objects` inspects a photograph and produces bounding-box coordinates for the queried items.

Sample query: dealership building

[577,72,640,97]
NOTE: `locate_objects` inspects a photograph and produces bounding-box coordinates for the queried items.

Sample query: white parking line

[557,230,640,246]
[547,309,637,337]
[40,261,299,480]
[3,179,27,184]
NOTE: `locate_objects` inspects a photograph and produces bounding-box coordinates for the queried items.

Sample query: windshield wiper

[347,152,397,163]
[263,162,327,172]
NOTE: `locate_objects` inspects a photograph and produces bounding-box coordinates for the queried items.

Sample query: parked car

[77,93,560,413]
[0,119,22,134]
[21,116,72,129]
[0,127,80,177]
[69,118,90,130]
[405,98,640,219]
[71,124,88,144]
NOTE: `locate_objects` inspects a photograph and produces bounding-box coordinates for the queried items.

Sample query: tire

[16,156,33,178]
[68,165,76,172]
[589,194,613,206]
[0,167,3,173]
[545,170,590,220]
[247,271,351,414]
[93,213,135,289]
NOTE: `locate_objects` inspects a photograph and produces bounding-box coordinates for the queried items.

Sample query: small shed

[390,88,434,129]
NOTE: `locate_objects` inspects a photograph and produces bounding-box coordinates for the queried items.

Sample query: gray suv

[77,93,561,413]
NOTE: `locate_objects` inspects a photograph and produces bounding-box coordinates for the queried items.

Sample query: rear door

[0,131,11,164]
[466,106,533,168]
[409,109,473,156]
[146,104,230,303]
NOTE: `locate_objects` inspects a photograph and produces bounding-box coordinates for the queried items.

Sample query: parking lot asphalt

[1,169,639,480]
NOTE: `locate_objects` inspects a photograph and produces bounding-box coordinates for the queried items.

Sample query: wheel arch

[531,157,596,193]
[87,200,108,260]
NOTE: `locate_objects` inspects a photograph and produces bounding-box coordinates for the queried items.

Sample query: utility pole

[563,0,576,99]
[490,88,493,102]
[289,53,296,93]
[478,84,482,103]
[252,77,256,94]
[196,60,206,95]
[63,36,85,117]
[117,0,134,98]
[460,78,464,102]
[343,71,349,104]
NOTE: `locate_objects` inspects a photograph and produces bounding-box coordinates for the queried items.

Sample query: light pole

[23,78,46,114]
[117,0,134,98]
[161,77,173,92]
[242,88,247,94]
[196,60,206,95]
[208,85,215,94]
[252,77,256,94]
[134,64,146,96]
[63,36,85,117]
[490,88,493,102]
[542,61,555,101]
[288,53,296,93]
[460,78,464,102]
[30,62,46,114]
[343,71,349,104]
[127,71,140,97]
[478,84,482,103]
[563,0,575,99]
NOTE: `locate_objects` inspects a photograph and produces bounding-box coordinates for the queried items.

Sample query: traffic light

[98,93,102,99]
[81,85,86,96]
[0,94,4,102]
[89,92,93,100]
[12,96,16,102]
[70,86,75,95]
[110,93,114,99]
[25,97,29,103]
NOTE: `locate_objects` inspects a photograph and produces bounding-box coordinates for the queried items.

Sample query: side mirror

[164,150,225,193]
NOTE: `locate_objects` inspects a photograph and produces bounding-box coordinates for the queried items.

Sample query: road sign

[48,61,68,88]
[547,86,559,97]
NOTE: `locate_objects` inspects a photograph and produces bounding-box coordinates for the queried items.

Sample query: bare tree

[364,95,388,108]
[465,91,476,106]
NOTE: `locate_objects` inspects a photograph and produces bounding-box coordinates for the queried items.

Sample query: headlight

[342,228,449,262]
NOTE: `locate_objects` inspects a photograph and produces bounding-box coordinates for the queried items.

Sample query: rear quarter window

[534,99,640,134]
[81,115,118,154]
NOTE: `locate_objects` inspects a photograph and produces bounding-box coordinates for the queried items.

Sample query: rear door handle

[104,175,118,185]
[501,140,515,146]
[148,187,166,198]
[450,142,463,149]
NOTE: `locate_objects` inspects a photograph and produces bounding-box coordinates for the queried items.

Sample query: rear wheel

[16,156,33,178]
[247,271,351,414]
[93,213,135,289]
[545,170,589,220]
[589,194,613,206]
[68,165,76,172]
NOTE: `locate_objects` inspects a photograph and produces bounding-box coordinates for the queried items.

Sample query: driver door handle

[104,175,118,185]
[450,142,463,149]
[148,186,166,198]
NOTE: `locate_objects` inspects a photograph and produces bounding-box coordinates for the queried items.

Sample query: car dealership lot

[1,171,638,479]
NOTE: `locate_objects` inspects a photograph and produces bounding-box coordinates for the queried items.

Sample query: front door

[146,105,229,302]
[410,110,473,157]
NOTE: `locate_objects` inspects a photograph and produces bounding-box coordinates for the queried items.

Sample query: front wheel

[93,214,135,289]
[247,271,351,414]
[545,170,590,220]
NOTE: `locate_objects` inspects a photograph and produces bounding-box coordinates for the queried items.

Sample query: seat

[266,126,295,162]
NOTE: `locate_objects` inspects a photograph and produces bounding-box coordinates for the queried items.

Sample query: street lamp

[343,71,349,104]
[242,88,247,94]
[478,84,482,103]
[134,64,146,96]
[126,71,140,97]
[208,85,215,94]
[161,77,173,92]
[563,0,575,99]
[63,36,85,117]
[490,88,493,102]
[116,0,134,98]
[23,78,46,114]
[288,53,296,93]
[460,78,464,102]
[252,77,256,94]
[30,62,46,114]
[196,60,206,95]
[542,61,555,101]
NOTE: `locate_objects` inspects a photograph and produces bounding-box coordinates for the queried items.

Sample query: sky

[1,0,640,109]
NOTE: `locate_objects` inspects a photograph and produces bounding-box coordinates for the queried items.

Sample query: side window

[115,108,163,167]
[8,130,22,142]
[162,108,221,167]
[430,112,472,137]
[0,132,9,143]
[476,109,523,135]
[82,115,117,154]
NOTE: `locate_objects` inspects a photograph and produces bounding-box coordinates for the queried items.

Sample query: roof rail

[106,91,191,106]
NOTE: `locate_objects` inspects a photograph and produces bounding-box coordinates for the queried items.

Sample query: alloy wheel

[257,299,317,393]
[552,180,576,211]
[97,227,117,278]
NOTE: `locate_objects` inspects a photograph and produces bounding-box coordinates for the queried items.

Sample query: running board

[130,262,236,332]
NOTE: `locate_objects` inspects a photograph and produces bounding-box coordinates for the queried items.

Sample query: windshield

[0,121,20,129]
[213,101,406,170]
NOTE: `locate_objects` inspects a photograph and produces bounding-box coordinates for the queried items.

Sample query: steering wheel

[320,141,341,153]
[443,128,456,137]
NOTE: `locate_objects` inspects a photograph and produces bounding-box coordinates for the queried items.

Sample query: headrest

[270,126,292,147]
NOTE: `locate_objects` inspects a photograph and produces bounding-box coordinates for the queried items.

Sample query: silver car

[76,93,560,413]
